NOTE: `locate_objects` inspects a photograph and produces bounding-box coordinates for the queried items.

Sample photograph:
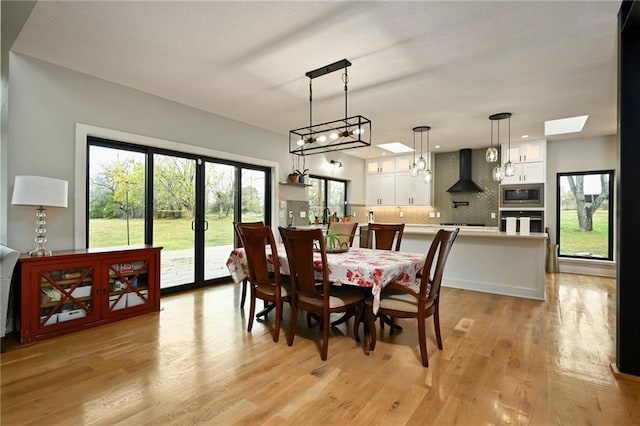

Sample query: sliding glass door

[153,153,197,289]
[87,137,271,293]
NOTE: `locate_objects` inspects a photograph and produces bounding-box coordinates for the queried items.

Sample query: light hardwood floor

[2,273,639,425]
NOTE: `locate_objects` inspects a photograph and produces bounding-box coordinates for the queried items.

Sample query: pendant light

[417,128,427,171]
[503,113,515,176]
[412,126,432,183]
[410,129,419,177]
[489,112,512,182]
[288,59,371,155]
[486,117,498,162]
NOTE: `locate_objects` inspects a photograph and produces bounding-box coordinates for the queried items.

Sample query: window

[557,170,614,260]
[308,176,347,222]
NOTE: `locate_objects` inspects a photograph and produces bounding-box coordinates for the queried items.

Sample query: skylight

[377,142,414,153]
[544,115,589,136]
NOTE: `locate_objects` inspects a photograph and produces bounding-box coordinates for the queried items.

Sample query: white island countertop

[398,224,548,301]
[401,224,548,239]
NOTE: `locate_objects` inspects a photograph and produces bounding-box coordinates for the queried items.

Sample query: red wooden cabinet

[19,245,161,344]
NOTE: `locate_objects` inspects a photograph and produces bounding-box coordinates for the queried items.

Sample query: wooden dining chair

[327,221,359,247]
[236,223,290,342]
[278,226,365,361]
[367,223,405,251]
[366,228,459,367]
[233,221,264,309]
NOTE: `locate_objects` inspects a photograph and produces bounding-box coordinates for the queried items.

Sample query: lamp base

[30,206,53,256]
[29,246,52,257]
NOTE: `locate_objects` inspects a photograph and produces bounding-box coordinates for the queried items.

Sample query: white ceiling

[12,1,620,159]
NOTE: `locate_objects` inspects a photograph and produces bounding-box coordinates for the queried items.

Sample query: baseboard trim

[610,363,640,382]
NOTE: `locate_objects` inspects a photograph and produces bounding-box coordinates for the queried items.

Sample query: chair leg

[247,288,256,333]
[273,300,281,343]
[367,305,378,351]
[417,316,429,367]
[321,314,329,361]
[287,304,298,347]
[434,307,443,349]
[240,279,247,309]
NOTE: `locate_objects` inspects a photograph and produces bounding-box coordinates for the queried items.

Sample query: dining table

[226,243,425,314]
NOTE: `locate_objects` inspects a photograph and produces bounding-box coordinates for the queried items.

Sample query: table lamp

[11,175,68,256]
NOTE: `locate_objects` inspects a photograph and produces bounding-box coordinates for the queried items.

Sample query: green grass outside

[89,215,258,250]
[559,209,609,257]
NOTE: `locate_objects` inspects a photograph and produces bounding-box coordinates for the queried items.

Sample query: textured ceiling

[12,1,620,158]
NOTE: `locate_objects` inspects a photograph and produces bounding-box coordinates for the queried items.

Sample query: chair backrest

[233,221,264,247]
[420,228,459,302]
[367,223,405,251]
[236,224,281,287]
[278,227,329,302]
[327,221,359,247]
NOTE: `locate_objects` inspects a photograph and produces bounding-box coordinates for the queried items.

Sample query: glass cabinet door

[106,259,150,314]
[38,265,97,328]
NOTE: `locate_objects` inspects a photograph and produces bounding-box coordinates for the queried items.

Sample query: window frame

[308,175,348,221]
[556,169,614,261]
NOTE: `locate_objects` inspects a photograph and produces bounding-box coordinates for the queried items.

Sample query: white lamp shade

[11,175,68,208]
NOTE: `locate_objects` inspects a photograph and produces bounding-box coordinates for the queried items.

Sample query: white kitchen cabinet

[396,171,432,206]
[503,139,546,164]
[502,162,545,184]
[366,157,396,174]
[501,140,546,184]
[366,157,397,206]
[366,173,396,206]
[365,155,433,206]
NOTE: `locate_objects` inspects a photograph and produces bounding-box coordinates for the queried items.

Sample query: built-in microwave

[500,183,544,208]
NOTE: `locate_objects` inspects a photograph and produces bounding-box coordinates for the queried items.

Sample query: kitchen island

[400,225,547,300]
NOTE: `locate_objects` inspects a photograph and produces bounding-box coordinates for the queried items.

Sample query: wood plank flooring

[2,273,639,425]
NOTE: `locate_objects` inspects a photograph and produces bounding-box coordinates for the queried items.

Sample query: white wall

[6,53,364,252]
[546,134,617,275]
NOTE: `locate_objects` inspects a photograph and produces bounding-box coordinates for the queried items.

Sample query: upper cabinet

[501,139,546,184]
[365,156,433,206]
[366,157,396,174]
[395,155,433,206]
[505,139,546,163]
[366,157,397,206]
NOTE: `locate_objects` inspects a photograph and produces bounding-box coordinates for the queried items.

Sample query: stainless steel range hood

[446,149,483,193]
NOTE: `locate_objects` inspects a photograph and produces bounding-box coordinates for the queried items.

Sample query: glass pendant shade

[493,165,505,182]
[504,161,515,177]
[410,164,419,177]
[486,146,498,162]
[423,168,433,183]
[417,156,427,171]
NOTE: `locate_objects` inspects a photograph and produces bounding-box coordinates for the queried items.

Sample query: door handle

[191,220,196,231]
[203,220,209,231]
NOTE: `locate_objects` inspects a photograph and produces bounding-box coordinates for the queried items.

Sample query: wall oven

[500,183,544,209]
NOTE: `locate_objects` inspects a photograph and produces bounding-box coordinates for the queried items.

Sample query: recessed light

[377,142,414,154]
[434,145,441,149]
[544,115,588,136]
[521,135,529,139]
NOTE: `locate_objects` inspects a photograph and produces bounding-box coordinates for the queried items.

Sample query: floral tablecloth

[226,244,425,313]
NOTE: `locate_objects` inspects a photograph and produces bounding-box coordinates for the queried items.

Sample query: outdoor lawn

[559,209,609,257]
[89,216,253,250]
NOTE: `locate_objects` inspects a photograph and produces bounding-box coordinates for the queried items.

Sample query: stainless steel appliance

[500,183,544,208]
[499,210,544,233]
